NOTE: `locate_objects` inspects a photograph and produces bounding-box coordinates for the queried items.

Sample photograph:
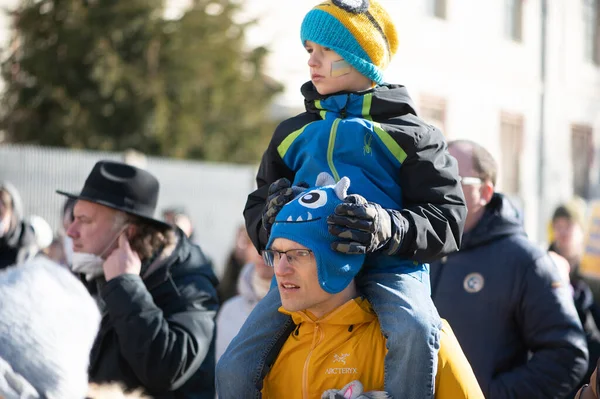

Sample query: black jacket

[88,231,219,399]
[0,220,36,269]
[245,82,465,263]
[431,194,588,398]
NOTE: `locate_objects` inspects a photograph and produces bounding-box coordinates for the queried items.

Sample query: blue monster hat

[267,173,366,294]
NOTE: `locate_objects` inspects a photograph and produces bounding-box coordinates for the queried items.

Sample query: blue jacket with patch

[430,194,588,398]
[245,81,466,266]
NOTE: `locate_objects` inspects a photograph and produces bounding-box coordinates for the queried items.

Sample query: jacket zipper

[326,94,349,182]
[302,323,324,399]
[327,119,341,181]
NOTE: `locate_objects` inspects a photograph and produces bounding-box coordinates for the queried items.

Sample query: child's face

[305,40,373,95]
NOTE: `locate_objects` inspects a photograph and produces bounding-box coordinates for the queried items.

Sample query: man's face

[163,210,177,226]
[0,191,12,235]
[305,40,372,95]
[552,216,584,260]
[449,145,491,233]
[66,200,123,258]
[271,238,339,318]
[174,214,193,238]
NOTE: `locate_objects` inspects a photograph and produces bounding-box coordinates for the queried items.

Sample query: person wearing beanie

[0,257,101,399]
[549,200,600,397]
[233,176,482,398]
[550,200,587,272]
[217,1,466,398]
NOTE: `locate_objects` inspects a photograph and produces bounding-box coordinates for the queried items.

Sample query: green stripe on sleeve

[373,123,407,164]
[277,125,309,159]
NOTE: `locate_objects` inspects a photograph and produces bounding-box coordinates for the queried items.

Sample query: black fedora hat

[57,160,170,229]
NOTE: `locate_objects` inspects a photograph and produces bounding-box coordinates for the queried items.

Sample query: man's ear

[126,224,137,240]
[480,181,495,205]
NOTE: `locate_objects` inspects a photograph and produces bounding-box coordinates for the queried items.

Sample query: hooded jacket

[431,193,589,398]
[262,298,484,399]
[0,181,37,270]
[245,82,465,266]
[88,229,219,399]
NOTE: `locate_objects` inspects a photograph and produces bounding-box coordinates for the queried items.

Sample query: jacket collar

[461,193,526,250]
[280,297,375,326]
[141,229,187,291]
[301,81,417,119]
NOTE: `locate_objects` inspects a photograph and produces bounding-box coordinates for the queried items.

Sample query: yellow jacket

[262,298,484,399]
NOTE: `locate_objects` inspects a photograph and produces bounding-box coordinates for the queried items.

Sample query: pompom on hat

[267,173,366,294]
[301,0,399,84]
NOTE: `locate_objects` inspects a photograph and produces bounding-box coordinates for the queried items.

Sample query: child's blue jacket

[245,82,466,266]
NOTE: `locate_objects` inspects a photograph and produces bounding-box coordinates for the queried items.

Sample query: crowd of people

[1,0,599,398]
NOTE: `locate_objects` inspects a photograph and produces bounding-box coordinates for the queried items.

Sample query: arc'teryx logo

[333,353,350,365]
[325,353,358,375]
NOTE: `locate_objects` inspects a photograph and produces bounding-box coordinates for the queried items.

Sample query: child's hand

[262,178,309,234]
[327,194,395,255]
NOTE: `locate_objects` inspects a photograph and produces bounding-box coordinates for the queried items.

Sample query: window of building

[583,0,600,65]
[572,124,594,199]
[419,95,447,135]
[504,0,523,42]
[500,112,524,195]
[425,0,447,19]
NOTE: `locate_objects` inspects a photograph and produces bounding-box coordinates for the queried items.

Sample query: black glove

[327,194,405,255]
[262,178,309,235]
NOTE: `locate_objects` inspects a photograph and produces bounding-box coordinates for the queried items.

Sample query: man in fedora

[57,160,219,399]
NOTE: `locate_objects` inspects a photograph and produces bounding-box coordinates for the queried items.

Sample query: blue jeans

[216,264,441,399]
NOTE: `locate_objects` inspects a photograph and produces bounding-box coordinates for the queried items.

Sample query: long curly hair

[116,213,176,261]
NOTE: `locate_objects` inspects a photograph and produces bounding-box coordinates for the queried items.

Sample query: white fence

[0,144,257,277]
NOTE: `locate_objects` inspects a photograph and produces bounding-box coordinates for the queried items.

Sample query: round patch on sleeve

[463,273,485,293]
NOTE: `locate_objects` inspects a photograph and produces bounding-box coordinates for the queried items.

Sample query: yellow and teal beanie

[300,0,399,84]
[267,173,366,294]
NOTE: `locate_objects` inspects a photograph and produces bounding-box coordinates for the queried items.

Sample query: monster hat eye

[299,189,328,209]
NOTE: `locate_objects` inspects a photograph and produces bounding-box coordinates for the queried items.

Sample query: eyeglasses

[459,176,483,186]
[262,249,314,268]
